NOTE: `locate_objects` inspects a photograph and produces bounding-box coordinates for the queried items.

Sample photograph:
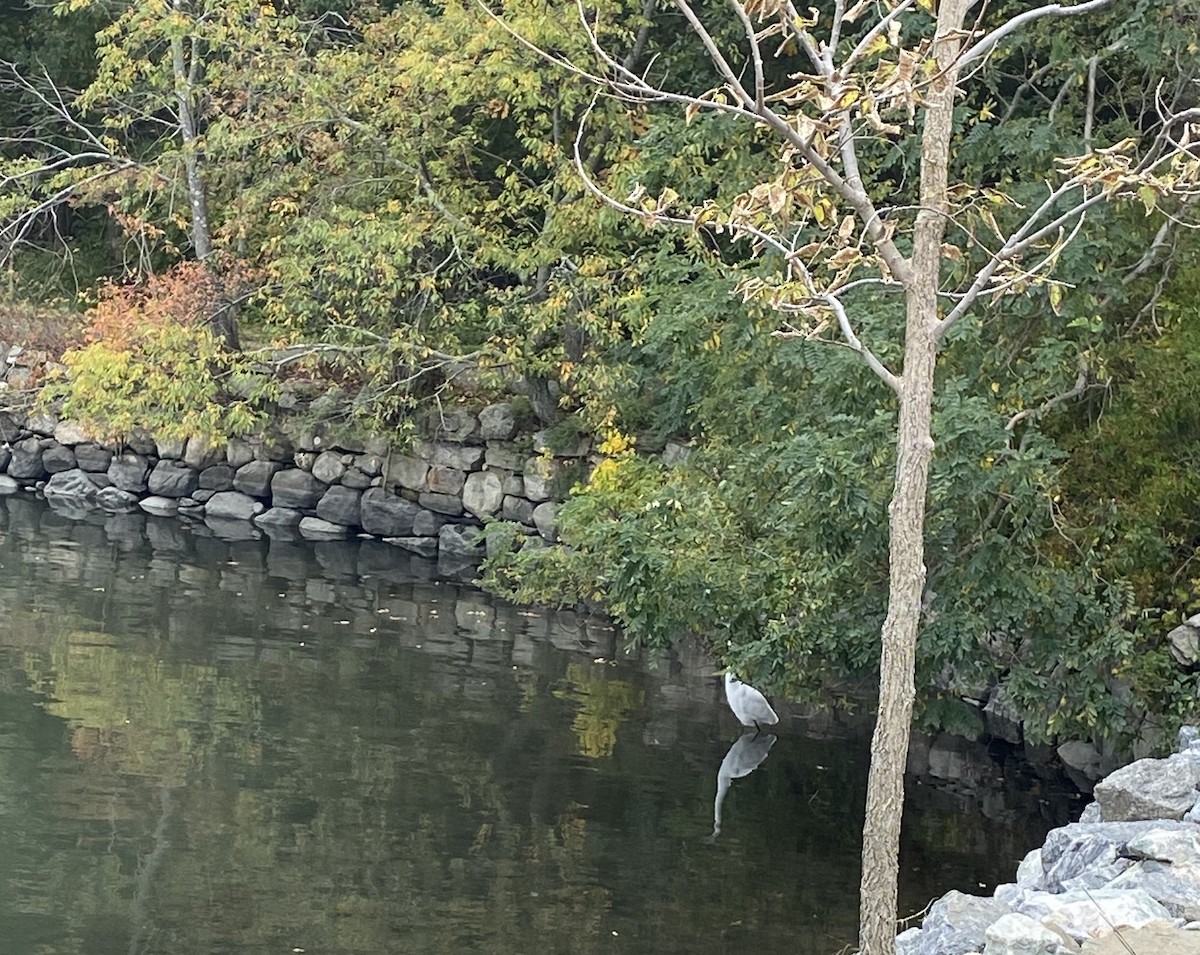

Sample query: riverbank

[896,727,1200,955]
[0,401,599,567]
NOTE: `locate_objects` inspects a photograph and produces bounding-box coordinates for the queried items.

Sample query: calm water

[0,494,1083,955]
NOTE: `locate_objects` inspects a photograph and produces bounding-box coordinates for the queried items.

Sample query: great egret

[708,731,776,841]
[724,672,779,730]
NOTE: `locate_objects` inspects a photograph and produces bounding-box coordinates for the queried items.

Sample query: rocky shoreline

[0,402,636,563]
[896,726,1200,955]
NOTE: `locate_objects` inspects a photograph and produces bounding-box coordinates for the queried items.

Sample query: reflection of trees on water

[555,663,644,759]
[0,496,1087,955]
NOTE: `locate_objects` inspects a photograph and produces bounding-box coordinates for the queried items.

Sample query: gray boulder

[205,491,265,521]
[438,523,484,558]
[463,471,504,519]
[316,486,362,527]
[522,456,560,502]
[226,438,255,468]
[254,507,304,527]
[1167,614,1200,669]
[386,454,429,492]
[427,408,479,443]
[42,443,77,474]
[139,495,180,516]
[25,412,57,436]
[1057,740,1106,782]
[108,453,151,493]
[1094,753,1200,821]
[1106,860,1200,921]
[432,443,485,472]
[895,926,923,955]
[486,444,525,471]
[360,488,420,537]
[43,468,99,504]
[916,891,1011,955]
[1180,726,1200,753]
[297,516,349,540]
[125,429,157,455]
[982,912,1062,955]
[8,436,47,480]
[412,509,445,536]
[0,411,19,443]
[1125,827,1200,867]
[503,473,524,496]
[1077,921,1200,955]
[354,453,383,478]
[1015,848,1044,889]
[502,494,535,525]
[199,464,235,491]
[427,465,465,495]
[479,402,518,440]
[341,467,373,490]
[662,438,692,467]
[1041,821,1194,891]
[148,460,200,498]
[312,451,348,485]
[52,420,89,446]
[234,460,283,498]
[74,443,113,473]
[183,435,225,470]
[272,469,327,509]
[532,501,559,542]
[419,492,464,517]
[1019,888,1170,942]
[0,474,18,493]
[155,436,186,459]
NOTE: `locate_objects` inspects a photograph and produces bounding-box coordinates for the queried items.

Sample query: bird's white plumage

[723,672,778,728]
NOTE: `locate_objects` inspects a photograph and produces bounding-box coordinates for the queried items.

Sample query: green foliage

[50,323,264,442]
[484,278,1156,740]
[3,0,1199,744]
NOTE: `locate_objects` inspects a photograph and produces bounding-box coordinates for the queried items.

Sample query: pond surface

[0,494,1084,955]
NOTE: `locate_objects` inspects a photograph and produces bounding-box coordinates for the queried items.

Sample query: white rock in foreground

[982,912,1062,955]
[1019,888,1171,942]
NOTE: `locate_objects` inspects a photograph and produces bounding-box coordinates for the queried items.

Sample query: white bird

[724,672,779,730]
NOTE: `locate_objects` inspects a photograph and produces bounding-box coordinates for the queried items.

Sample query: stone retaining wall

[0,402,643,563]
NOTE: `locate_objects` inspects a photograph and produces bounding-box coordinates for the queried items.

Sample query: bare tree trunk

[169,2,240,348]
[171,16,212,263]
[857,3,972,953]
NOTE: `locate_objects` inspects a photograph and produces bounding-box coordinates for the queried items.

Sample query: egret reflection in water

[708,731,777,842]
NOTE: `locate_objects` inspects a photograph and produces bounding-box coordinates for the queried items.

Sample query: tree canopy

[0,0,1197,752]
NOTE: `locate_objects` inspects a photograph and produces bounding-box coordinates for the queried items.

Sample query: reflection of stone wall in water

[0,401,665,565]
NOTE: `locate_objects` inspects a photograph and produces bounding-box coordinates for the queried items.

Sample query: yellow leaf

[864,34,890,57]
[1137,184,1157,215]
[1048,283,1064,314]
[836,88,860,110]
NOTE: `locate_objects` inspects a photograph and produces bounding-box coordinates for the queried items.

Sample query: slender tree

[485,0,1199,951]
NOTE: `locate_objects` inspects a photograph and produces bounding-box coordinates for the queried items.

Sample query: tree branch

[1004,356,1090,431]
[959,0,1120,70]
